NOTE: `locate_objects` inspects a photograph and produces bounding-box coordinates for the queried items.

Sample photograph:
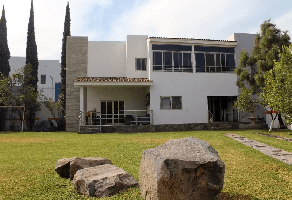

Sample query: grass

[0,130,291,199]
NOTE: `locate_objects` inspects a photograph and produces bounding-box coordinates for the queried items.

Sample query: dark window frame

[160,96,182,110]
[135,58,147,71]
[41,74,46,84]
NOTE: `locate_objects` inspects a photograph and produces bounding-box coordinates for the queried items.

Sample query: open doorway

[207,96,237,122]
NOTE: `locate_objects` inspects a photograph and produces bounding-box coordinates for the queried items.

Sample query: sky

[1,0,292,61]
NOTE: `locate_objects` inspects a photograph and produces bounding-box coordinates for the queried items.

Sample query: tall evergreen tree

[26,0,38,88]
[234,19,290,130]
[25,0,39,131]
[0,5,11,77]
[60,2,71,130]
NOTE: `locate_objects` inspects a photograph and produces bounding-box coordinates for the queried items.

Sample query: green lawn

[0,130,291,199]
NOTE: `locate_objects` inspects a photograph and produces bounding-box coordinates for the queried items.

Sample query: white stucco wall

[88,41,126,77]
[87,86,149,116]
[9,57,61,100]
[149,72,238,124]
[126,35,148,78]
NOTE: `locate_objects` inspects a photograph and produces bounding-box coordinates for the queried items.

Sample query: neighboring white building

[9,57,61,101]
[3,57,61,131]
[66,33,266,132]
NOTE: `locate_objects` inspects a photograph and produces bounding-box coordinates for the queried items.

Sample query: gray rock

[55,158,73,178]
[70,157,112,180]
[139,137,225,200]
[73,164,138,197]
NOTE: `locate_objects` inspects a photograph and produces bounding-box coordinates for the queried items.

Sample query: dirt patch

[0,137,57,143]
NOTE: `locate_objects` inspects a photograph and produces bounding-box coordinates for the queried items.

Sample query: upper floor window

[41,75,46,84]
[153,44,192,73]
[153,51,192,72]
[194,46,235,73]
[136,58,146,71]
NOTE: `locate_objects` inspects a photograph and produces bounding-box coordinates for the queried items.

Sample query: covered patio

[74,77,153,129]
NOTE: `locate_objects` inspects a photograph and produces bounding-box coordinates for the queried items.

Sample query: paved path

[254,132,292,142]
[225,133,292,166]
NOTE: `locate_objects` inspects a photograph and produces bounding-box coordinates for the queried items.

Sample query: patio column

[80,86,87,124]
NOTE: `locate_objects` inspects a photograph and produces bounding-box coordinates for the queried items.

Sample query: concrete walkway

[225,133,292,166]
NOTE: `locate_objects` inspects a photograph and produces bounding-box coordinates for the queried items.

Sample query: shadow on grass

[216,192,261,200]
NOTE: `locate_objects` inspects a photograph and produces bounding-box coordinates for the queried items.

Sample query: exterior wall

[9,57,61,100]
[87,41,126,77]
[66,36,88,131]
[149,72,238,124]
[126,35,148,78]
[228,33,266,122]
[87,86,148,116]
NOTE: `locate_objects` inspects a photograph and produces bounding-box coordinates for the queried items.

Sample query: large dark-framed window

[153,51,192,72]
[194,45,235,73]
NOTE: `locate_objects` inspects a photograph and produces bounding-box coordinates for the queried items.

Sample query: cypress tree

[26,0,38,88]
[60,2,71,130]
[25,0,39,131]
[0,5,11,77]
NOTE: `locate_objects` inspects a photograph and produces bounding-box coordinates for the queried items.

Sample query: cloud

[106,0,262,41]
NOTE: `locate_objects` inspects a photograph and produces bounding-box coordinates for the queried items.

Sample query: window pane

[173,52,182,67]
[41,75,46,84]
[172,96,182,109]
[153,52,162,65]
[215,54,220,66]
[183,53,191,66]
[226,54,235,70]
[206,54,215,66]
[153,44,192,51]
[142,59,146,71]
[136,59,141,70]
[163,52,172,66]
[195,53,205,72]
[221,54,225,66]
[161,97,171,109]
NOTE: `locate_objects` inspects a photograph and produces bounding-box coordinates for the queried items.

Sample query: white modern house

[65,34,268,132]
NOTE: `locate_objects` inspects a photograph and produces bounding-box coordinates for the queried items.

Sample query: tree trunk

[269,111,278,132]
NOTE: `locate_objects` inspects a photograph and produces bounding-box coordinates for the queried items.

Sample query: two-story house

[66,33,266,132]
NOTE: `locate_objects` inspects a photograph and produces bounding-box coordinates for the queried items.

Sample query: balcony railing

[79,110,153,127]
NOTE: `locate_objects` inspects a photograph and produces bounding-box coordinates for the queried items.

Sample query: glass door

[101,101,124,124]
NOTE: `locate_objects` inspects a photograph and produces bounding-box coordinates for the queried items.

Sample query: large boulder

[73,164,138,197]
[55,158,73,178]
[139,137,225,200]
[70,157,112,180]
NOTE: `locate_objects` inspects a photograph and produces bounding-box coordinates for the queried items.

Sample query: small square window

[160,96,182,110]
[136,58,147,71]
[41,75,46,84]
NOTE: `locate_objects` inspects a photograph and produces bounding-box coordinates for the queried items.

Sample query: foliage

[59,2,71,130]
[12,64,40,130]
[234,19,290,124]
[0,5,11,77]
[0,73,13,105]
[42,94,63,118]
[234,87,260,113]
[260,44,292,125]
[0,130,291,199]
[26,0,38,87]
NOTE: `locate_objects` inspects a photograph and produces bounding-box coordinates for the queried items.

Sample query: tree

[25,0,39,130]
[260,44,292,128]
[234,19,290,130]
[26,0,38,88]
[0,64,40,131]
[60,2,71,130]
[0,5,11,77]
